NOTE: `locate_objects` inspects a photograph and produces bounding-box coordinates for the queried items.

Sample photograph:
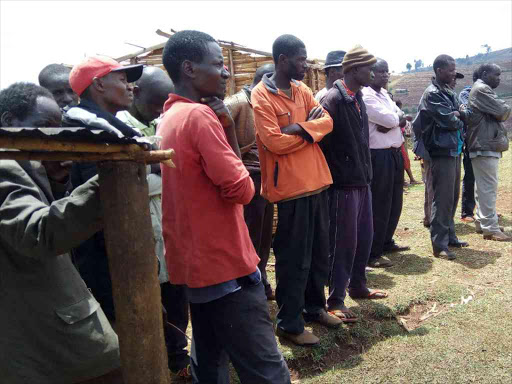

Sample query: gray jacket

[467,79,510,153]
[0,159,120,384]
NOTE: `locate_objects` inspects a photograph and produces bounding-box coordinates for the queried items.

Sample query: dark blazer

[320,80,372,188]
[0,159,119,383]
[415,79,465,157]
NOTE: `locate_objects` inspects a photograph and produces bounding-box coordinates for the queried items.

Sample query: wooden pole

[98,161,170,384]
[227,48,236,97]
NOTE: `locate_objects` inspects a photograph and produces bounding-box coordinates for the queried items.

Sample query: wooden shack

[116,29,326,96]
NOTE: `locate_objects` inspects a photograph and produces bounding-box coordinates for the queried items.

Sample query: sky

[1,0,511,88]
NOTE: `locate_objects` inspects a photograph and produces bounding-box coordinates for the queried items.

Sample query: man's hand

[281,123,313,142]
[376,125,390,133]
[307,106,324,121]
[200,97,235,129]
[43,161,72,183]
[453,110,461,118]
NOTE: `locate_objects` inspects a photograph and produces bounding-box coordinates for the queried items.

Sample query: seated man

[0,82,121,384]
[159,30,290,383]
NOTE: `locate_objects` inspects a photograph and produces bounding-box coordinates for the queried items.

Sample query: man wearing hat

[64,55,144,323]
[315,50,346,103]
[449,72,465,90]
[320,45,388,324]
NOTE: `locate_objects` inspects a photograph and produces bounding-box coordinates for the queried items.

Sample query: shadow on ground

[385,253,434,276]
[451,247,501,269]
[267,300,428,380]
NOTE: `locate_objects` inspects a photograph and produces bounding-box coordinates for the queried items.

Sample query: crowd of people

[0,29,509,384]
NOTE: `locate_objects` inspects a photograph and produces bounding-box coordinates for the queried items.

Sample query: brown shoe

[311,310,342,329]
[276,328,319,346]
[433,249,456,260]
[475,222,504,234]
[483,231,512,242]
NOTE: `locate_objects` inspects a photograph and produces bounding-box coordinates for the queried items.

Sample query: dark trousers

[369,148,404,260]
[161,282,190,372]
[189,282,291,384]
[244,172,274,296]
[430,155,462,252]
[273,191,329,334]
[422,158,434,226]
[461,148,476,218]
[327,186,373,310]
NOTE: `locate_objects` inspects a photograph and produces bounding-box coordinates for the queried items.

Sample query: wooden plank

[98,161,170,384]
[0,149,176,166]
[0,136,144,154]
[227,48,236,97]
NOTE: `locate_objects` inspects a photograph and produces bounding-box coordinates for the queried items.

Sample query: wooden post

[98,161,170,384]
[228,47,236,96]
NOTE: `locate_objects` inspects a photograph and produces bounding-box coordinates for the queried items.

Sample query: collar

[76,99,142,138]
[261,73,300,95]
[163,93,198,113]
[341,80,357,97]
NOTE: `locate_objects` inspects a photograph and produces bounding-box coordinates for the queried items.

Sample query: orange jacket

[251,75,333,202]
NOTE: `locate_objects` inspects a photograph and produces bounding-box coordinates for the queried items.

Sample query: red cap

[69,55,143,96]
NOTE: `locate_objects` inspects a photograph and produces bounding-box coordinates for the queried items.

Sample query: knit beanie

[342,45,377,74]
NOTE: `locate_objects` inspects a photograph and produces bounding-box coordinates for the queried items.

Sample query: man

[65,56,144,322]
[449,71,464,90]
[315,50,346,103]
[117,67,191,378]
[320,46,388,323]
[467,63,511,241]
[38,63,79,110]
[224,63,276,300]
[458,69,480,223]
[415,55,469,260]
[159,30,290,383]
[0,82,121,384]
[362,58,410,269]
[252,34,340,346]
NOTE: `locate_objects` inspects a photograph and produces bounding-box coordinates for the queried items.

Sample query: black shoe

[383,243,410,254]
[433,249,456,260]
[448,240,469,248]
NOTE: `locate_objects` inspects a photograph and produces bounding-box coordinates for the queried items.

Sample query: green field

[233,150,512,384]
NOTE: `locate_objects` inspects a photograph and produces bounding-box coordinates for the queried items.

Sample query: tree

[414,59,423,70]
[406,63,412,72]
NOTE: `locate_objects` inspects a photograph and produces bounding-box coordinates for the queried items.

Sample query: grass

[228,149,512,383]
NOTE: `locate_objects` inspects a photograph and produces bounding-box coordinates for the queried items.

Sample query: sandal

[349,289,388,300]
[173,365,192,380]
[328,308,358,323]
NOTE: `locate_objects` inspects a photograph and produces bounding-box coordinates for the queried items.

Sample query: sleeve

[297,85,333,142]
[224,95,242,121]
[0,161,103,259]
[459,88,470,107]
[192,108,255,205]
[471,86,511,122]
[252,88,308,155]
[425,91,464,131]
[362,93,400,128]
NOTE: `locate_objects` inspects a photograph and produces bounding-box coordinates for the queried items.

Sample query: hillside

[389,48,512,131]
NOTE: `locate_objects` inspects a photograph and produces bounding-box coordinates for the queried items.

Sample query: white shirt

[362,87,404,149]
[315,87,329,103]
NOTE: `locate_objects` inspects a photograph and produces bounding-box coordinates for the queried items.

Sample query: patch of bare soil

[396,301,449,331]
